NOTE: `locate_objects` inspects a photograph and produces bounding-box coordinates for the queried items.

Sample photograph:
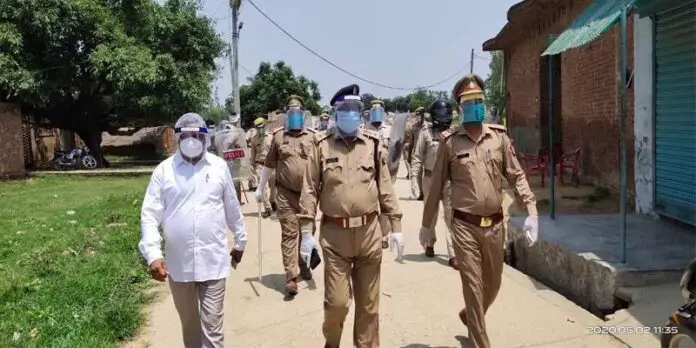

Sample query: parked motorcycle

[661,259,696,347]
[52,146,98,170]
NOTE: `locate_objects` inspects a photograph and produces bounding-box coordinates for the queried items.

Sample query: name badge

[326,157,339,164]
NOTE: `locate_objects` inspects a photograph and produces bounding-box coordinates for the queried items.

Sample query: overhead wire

[246,0,467,91]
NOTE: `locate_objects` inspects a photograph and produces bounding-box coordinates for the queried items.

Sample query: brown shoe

[449,257,459,270]
[286,278,298,296]
[425,246,435,257]
[459,309,467,327]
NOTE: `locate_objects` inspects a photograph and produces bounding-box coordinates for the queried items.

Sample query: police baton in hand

[257,201,263,281]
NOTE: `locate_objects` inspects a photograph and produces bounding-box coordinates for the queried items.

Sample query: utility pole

[470,48,474,74]
[229,0,242,120]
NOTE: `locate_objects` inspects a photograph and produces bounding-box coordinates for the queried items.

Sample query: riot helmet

[429,99,453,130]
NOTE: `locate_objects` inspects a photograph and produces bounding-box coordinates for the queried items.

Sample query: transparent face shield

[369,106,385,125]
[334,98,363,136]
[175,126,209,159]
[286,106,305,130]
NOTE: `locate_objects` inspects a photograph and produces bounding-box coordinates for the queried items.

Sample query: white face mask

[179,137,204,159]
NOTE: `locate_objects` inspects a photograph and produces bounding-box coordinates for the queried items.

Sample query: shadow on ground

[402,253,450,267]
[244,274,319,302]
[401,335,470,348]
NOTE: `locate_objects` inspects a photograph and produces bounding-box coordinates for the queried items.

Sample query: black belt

[276,181,300,194]
[452,210,504,228]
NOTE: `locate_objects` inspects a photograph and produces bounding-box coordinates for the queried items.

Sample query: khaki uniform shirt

[422,124,537,227]
[264,127,316,191]
[411,123,449,178]
[403,116,423,162]
[298,129,402,233]
[250,131,272,164]
[367,123,391,150]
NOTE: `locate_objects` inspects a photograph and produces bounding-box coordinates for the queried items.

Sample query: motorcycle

[52,146,98,170]
[661,259,696,347]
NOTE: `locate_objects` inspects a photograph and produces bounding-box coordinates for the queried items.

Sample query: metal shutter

[654,1,696,225]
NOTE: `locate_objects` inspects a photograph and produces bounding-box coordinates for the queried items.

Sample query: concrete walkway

[133,173,629,348]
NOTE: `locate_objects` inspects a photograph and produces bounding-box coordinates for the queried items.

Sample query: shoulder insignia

[305,127,317,133]
[440,127,457,141]
[487,123,508,133]
[315,129,333,143]
[362,129,380,140]
[272,126,284,134]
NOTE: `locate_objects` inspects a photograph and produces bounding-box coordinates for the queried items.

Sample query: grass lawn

[0,176,153,348]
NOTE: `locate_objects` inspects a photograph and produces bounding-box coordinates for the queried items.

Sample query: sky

[196,0,519,105]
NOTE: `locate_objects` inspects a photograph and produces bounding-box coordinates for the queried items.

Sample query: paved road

[135,169,629,348]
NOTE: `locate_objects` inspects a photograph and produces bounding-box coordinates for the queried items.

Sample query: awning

[542,0,635,56]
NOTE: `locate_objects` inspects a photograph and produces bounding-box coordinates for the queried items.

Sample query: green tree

[0,0,224,165]
[485,51,505,117]
[227,61,321,129]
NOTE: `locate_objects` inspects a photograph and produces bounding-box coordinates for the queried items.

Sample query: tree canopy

[0,0,224,164]
[361,89,450,113]
[226,61,321,129]
[485,51,505,117]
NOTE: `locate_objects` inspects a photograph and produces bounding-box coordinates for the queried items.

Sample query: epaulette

[305,127,317,133]
[440,126,457,141]
[272,126,284,134]
[362,129,380,140]
[315,129,333,143]
[487,123,508,133]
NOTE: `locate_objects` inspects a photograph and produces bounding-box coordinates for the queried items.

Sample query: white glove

[419,226,431,249]
[523,216,539,246]
[299,231,317,266]
[389,232,404,261]
[254,188,264,202]
[410,176,419,199]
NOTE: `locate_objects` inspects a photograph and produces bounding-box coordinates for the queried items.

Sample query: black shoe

[425,246,435,257]
[417,193,424,201]
[249,186,257,191]
[382,240,389,249]
[261,209,271,218]
[271,202,277,212]
[299,265,312,280]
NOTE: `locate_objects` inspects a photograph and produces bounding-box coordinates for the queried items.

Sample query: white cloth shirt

[139,152,247,282]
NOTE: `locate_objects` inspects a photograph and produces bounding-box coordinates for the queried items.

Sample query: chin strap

[258,166,273,189]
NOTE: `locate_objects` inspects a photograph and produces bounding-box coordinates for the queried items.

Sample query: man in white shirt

[139,112,247,348]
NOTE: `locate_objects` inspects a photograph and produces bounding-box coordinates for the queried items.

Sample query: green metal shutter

[654,1,696,225]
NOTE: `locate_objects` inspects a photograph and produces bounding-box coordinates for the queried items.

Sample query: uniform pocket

[300,141,313,159]
[279,144,294,159]
[357,157,376,183]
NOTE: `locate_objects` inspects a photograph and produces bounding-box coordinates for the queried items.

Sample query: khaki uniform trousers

[247,165,257,189]
[451,215,505,348]
[276,185,312,280]
[169,278,226,348]
[321,215,382,348]
[254,163,275,210]
[422,173,454,258]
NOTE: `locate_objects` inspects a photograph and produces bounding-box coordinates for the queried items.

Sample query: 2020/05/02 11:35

[586,325,678,335]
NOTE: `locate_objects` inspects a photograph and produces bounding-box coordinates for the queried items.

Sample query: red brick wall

[503,0,635,190]
[0,103,26,178]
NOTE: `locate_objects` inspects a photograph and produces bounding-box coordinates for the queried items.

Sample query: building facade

[483,0,636,191]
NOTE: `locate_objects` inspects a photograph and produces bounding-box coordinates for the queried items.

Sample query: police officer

[214,120,248,205]
[420,74,538,348]
[298,84,404,348]
[317,112,331,131]
[411,99,457,269]
[364,99,394,249]
[255,95,316,296]
[250,117,275,218]
[245,125,257,190]
[404,106,425,199]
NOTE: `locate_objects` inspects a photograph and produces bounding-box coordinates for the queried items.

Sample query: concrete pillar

[633,15,655,215]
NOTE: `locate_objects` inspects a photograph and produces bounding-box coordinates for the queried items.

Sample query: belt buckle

[347,217,364,228]
[480,217,492,227]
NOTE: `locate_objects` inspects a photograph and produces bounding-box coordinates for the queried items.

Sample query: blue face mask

[335,111,361,136]
[286,108,304,130]
[461,103,485,124]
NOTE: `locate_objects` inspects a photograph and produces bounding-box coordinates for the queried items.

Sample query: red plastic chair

[519,152,548,187]
[557,147,581,186]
